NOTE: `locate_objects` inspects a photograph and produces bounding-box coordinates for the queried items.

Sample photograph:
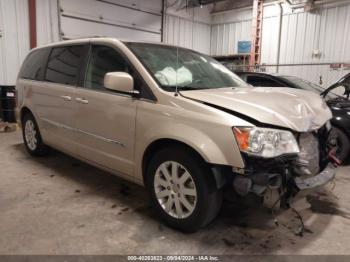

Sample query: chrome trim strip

[77,128,125,147]
[41,118,125,147]
[42,118,76,131]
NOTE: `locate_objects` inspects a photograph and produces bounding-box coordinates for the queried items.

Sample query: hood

[181,87,332,132]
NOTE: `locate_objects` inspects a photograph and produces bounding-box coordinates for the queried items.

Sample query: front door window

[84,45,130,91]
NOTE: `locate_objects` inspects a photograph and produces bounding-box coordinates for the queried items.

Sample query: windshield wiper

[163,85,240,92]
[163,85,202,91]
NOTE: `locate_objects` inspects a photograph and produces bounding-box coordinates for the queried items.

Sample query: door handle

[75,97,89,104]
[60,95,72,101]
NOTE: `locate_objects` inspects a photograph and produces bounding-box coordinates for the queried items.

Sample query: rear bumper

[293,163,336,191]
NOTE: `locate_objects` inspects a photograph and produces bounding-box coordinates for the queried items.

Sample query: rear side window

[45,45,87,85]
[19,48,50,81]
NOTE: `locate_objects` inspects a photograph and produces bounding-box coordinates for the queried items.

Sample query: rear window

[44,45,87,86]
[19,48,50,81]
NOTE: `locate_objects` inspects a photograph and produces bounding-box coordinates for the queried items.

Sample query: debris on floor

[120,184,131,196]
[0,122,16,132]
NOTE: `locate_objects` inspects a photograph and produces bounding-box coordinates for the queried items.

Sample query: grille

[293,132,320,177]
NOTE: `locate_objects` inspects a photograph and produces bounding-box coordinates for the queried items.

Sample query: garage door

[59,0,162,42]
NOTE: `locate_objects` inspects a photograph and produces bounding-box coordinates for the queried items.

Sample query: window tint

[246,75,282,87]
[19,48,50,81]
[45,45,86,85]
[84,45,129,90]
[340,74,350,86]
[239,74,247,82]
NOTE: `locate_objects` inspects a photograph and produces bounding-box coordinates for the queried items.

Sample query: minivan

[16,38,338,232]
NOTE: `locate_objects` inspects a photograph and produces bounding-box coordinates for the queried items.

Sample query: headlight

[233,127,300,158]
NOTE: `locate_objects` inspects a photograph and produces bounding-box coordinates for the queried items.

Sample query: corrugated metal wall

[210,21,251,56]
[164,15,211,54]
[262,3,350,87]
[211,3,350,87]
[36,0,60,45]
[0,0,30,85]
[2,0,350,86]
[0,0,59,85]
[163,5,212,54]
[259,4,350,64]
[211,8,252,56]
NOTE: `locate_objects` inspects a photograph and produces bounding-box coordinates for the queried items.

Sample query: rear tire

[146,146,222,232]
[329,127,350,164]
[22,113,49,156]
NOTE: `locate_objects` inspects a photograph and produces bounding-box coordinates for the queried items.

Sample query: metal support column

[249,0,264,71]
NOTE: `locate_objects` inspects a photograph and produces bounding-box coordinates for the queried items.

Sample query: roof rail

[62,35,106,40]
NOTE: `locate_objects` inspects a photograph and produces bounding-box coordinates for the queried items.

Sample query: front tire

[329,127,350,164]
[22,113,49,156]
[146,146,222,232]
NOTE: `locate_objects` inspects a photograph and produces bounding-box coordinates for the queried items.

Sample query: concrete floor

[1,130,350,255]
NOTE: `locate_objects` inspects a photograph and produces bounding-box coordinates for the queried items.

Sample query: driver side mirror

[104,72,139,96]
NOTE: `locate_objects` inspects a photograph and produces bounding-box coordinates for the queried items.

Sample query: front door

[75,44,138,176]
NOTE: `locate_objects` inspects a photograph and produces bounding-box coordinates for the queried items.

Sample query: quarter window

[19,48,51,81]
[45,45,86,85]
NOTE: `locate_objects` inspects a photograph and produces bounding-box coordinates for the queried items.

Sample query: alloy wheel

[154,161,197,219]
[24,120,37,151]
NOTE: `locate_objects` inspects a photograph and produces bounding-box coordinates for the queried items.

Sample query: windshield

[280,75,337,100]
[126,42,248,91]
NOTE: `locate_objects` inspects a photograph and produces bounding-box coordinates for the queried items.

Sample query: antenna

[175,46,179,96]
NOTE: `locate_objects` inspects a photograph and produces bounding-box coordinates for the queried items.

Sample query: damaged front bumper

[294,163,336,191]
[226,157,338,210]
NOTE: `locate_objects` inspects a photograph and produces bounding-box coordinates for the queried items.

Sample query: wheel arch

[142,138,206,183]
[141,138,227,190]
[20,106,33,122]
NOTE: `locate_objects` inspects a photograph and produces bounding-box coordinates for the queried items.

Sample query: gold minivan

[16,38,338,231]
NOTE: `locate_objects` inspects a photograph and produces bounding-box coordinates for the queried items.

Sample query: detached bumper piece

[293,163,336,191]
